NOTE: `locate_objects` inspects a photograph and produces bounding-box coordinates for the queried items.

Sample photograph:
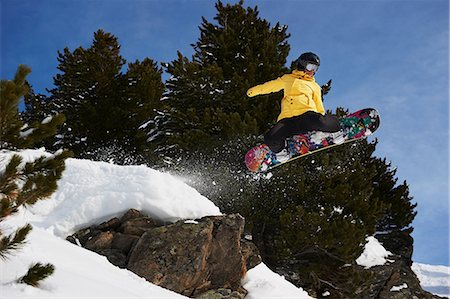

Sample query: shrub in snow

[1,65,71,286]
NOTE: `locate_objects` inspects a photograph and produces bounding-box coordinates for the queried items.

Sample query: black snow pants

[264,111,341,153]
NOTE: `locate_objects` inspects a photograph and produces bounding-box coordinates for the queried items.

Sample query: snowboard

[245,108,380,173]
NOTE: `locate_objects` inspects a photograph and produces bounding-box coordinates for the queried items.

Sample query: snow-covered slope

[1,150,447,298]
[0,149,313,299]
[1,225,187,298]
[412,263,450,298]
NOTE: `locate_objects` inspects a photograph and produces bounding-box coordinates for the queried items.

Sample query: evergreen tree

[21,85,66,149]
[174,109,416,298]
[0,65,30,148]
[126,58,165,124]
[50,29,126,155]
[241,114,416,297]
[145,0,290,158]
[47,29,164,163]
[0,65,71,287]
[372,158,417,231]
[134,1,416,297]
[0,65,65,150]
[125,58,165,155]
[22,86,53,125]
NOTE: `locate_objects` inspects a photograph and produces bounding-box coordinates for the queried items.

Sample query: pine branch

[19,262,55,287]
[292,245,348,264]
[310,271,342,291]
[0,224,32,259]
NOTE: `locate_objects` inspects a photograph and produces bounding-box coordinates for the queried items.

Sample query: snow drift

[0,149,314,298]
[0,149,447,298]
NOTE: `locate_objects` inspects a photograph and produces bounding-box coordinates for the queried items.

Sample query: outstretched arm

[247,77,284,97]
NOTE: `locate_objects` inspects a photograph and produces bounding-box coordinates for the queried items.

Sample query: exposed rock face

[269,228,443,299]
[67,210,261,298]
[67,209,438,299]
[67,209,155,268]
[128,214,247,297]
[359,229,444,299]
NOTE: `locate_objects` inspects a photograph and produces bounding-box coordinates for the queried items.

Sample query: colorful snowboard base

[245,108,380,173]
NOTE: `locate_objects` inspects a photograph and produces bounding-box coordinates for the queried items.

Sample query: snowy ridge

[0,149,314,299]
[412,263,450,298]
[0,149,447,298]
[29,157,222,236]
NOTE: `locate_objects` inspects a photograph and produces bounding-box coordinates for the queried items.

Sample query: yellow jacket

[247,70,324,121]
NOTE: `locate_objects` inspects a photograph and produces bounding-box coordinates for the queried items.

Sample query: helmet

[296,52,320,71]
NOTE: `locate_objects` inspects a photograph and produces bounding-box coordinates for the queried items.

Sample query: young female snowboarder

[246,52,340,162]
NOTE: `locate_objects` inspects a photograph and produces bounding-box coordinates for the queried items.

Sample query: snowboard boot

[275,148,290,163]
[330,131,346,145]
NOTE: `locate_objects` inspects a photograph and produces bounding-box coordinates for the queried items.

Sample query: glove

[321,79,332,96]
[247,88,255,97]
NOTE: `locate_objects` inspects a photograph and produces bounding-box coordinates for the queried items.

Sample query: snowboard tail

[245,108,380,173]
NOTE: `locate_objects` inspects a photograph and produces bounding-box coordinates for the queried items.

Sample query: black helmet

[296,52,320,71]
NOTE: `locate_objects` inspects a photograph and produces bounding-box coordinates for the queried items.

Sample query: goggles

[305,63,319,72]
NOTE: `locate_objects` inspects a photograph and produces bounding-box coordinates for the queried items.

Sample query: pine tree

[0,65,66,150]
[49,29,126,155]
[177,108,416,297]
[0,65,30,148]
[0,65,71,286]
[126,58,165,123]
[20,86,65,150]
[133,1,417,297]
[144,0,290,159]
[46,30,164,164]
[22,86,53,125]
[241,112,416,297]
[372,157,417,231]
[125,58,165,153]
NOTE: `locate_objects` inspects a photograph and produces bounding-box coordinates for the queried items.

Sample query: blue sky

[1,0,448,266]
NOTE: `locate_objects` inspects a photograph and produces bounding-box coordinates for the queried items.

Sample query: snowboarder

[247,52,340,162]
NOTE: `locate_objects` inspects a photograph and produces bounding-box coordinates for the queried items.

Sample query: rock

[111,232,139,253]
[195,288,247,299]
[117,208,157,236]
[359,229,442,299]
[207,215,247,291]
[240,238,262,270]
[98,248,128,268]
[127,214,247,297]
[120,208,145,222]
[68,209,440,299]
[67,210,255,298]
[118,217,156,236]
[96,217,121,231]
[260,227,442,299]
[85,231,114,251]
[66,227,101,247]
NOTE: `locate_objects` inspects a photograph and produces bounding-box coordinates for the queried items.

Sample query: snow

[242,263,313,299]
[412,263,450,298]
[1,149,447,299]
[41,115,53,124]
[6,150,221,237]
[355,237,450,297]
[1,226,186,299]
[356,236,393,269]
[390,283,408,292]
[18,128,35,138]
[0,149,314,299]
